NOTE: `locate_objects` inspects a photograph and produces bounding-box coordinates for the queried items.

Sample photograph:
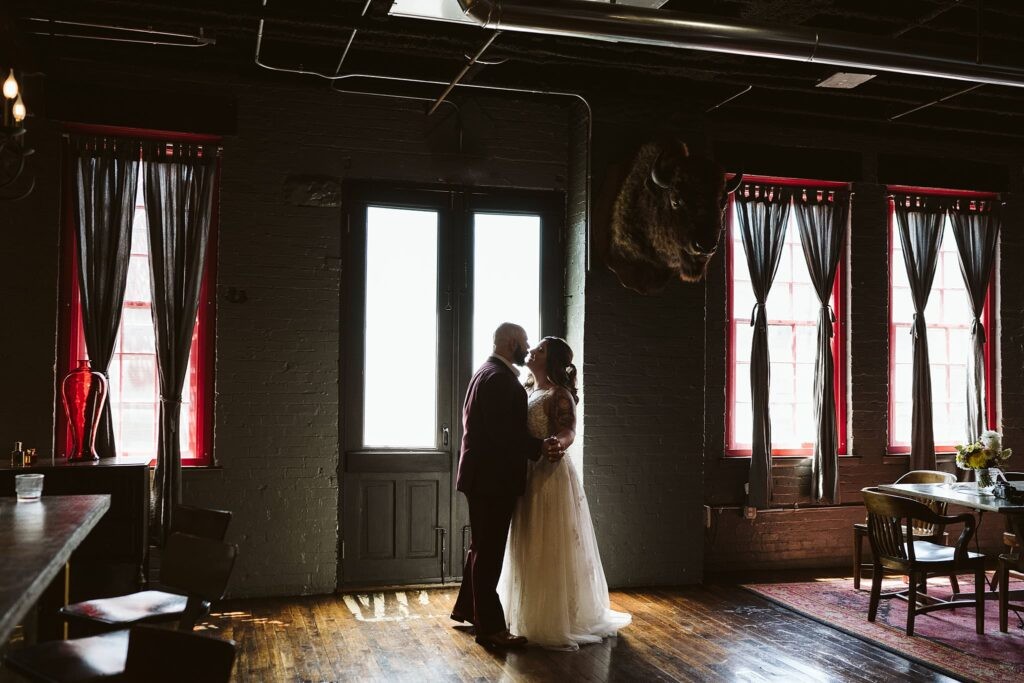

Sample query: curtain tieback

[971,317,986,343]
[750,302,766,327]
[910,313,926,339]
[821,304,835,338]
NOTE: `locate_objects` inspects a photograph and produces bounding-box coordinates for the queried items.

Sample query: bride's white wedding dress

[498,387,631,650]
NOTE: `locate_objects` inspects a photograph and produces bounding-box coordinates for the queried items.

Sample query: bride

[497,336,631,650]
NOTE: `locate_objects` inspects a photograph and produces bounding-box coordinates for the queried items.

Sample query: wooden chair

[862,487,986,636]
[999,512,1024,632]
[853,470,957,591]
[172,505,233,541]
[60,533,237,633]
[998,472,1024,555]
[4,624,236,683]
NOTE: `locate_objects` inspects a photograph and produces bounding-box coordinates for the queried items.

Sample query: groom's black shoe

[476,630,528,649]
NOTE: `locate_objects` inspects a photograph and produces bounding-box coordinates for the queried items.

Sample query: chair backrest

[1000,471,1024,482]
[895,470,956,485]
[122,624,236,683]
[172,505,233,541]
[892,470,955,534]
[862,487,942,562]
[161,533,238,602]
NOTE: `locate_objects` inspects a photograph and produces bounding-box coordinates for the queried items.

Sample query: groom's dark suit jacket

[457,357,542,497]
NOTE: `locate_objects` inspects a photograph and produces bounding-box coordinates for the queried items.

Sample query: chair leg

[948,573,960,595]
[976,566,986,635]
[868,564,883,622]
[907,572,918,636]
[853,530,862,590]
[999,558,1009,633]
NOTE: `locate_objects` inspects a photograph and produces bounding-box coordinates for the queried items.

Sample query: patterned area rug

[743,575,1024,683]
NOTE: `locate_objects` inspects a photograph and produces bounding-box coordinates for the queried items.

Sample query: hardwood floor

[195,584,957,683]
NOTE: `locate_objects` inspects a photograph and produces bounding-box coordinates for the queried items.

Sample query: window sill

[722,453,852,462]
[883,452,956,465]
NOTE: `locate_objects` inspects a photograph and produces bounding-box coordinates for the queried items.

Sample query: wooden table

[878,482,1024,514]
[0,458,150,598]
[0,495,111,644]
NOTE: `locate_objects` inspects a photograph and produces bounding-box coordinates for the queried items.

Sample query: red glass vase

[62,359,108,462]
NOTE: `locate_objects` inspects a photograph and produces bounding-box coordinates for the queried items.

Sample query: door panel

[343,471,449,585]
[407,480,439,558]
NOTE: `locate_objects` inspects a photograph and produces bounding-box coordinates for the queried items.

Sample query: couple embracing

[452,322,631,650]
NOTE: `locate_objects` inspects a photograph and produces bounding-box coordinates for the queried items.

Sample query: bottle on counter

[11,441,24,467]
[24,447,36,466]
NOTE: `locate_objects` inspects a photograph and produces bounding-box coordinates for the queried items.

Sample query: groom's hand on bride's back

[543,436,564,462]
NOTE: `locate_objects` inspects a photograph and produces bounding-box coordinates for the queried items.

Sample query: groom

[451,322,559,648]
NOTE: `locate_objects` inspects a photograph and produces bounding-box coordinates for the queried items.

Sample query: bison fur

[607,141,741,294]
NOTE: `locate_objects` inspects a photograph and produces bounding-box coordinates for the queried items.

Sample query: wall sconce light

[1,68,35,201]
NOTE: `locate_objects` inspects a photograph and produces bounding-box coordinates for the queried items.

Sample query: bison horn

[724,172,744,195]
[650,152,672,189]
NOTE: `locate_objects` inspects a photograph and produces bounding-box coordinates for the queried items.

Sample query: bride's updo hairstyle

[541,336,579,405]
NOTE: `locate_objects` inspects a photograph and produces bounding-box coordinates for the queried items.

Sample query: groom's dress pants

[454,492,516,636]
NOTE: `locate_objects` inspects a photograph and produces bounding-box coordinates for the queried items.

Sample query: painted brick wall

[1,119,63,456]
[581,269,708,586]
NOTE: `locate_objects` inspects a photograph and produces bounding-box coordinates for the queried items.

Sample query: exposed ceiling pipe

[455,0,1024,90]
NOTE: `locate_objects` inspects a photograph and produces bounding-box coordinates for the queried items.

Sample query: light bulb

[2,69,17,100]
[12,94,26,123]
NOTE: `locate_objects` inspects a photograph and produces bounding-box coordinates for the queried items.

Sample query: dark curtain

[143,141,217,540]
[950,200,1000,443]
[70,136,142,458]
[894,195,945,471]
[794,190,849,504]
[735,185,791,509]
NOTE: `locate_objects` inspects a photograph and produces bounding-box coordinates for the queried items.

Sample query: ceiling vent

[816,72,876,89]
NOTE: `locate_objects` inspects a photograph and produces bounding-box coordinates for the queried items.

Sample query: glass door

[341,185,563,587]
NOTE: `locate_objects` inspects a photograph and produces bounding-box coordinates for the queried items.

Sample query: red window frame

[57,124,219,466]
[886,185,997,454]
[725,176,849,457]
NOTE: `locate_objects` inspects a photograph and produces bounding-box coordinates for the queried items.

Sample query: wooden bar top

[0,456,153,471]
[0,494,111,643]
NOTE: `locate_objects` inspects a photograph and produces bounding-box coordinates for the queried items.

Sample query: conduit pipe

[456,0,1024,89]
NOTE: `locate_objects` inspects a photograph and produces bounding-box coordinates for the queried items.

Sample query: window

[888,194,995,452]
[726,185,846,456]
[59,131,217,466]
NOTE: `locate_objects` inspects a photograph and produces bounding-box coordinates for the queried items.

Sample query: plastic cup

[15,473,44,502]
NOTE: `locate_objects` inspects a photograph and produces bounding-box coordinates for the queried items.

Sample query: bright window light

[363,206,439,448]
[729,209,840,452]
[890,215,974,447]
[472,213,542,371]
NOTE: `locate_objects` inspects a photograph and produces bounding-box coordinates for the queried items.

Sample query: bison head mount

[607,141,742,295]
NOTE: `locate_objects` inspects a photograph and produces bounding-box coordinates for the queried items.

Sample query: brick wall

[1,119,63,455]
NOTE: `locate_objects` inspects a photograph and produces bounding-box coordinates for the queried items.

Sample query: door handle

[442,425,450,447]
[434,526,447,584]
